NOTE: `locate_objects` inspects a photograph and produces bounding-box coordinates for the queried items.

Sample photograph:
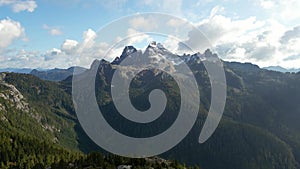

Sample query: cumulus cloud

[246,45,276,61]
[0,48,43,68]
[280,25,300,44]
[283,54,300,61]
[2,3,300,69]
[44,29,99,68]
[0,28,98,69]
[0,18,25,48]
[129,16,158,32]
[93,28,153,62]
[179,11,264,52]
[125,28,152,45]
[258,0,300,22]
[175,6,300,68]
[221,22,300,68]
[40,27,153,68]
[43,48,62,61]
[43,24,63,36]
[0,0,37,12]
[81,29,96,49]
[61,39,78,54]
[277,26,300,64]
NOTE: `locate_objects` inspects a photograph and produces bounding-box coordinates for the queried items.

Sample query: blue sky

[0,0,300,69]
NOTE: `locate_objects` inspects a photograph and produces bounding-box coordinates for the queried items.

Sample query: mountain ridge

[2,43,299,81]
[263,65,300,73]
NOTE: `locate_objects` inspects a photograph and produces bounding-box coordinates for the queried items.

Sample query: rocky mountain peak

[121,46,137,58]
[112,46,138,65]
[144,41,171,58]
[0,73,6,81]
[204,49,218,58]
[103,43,221,68]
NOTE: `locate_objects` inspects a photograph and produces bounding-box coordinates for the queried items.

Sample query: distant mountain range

[1,51,299,82]
[30,66,87,81]
[0,68,33,74]
[263,66,300,73]
[1,42,300,169]
[0,67,87,81]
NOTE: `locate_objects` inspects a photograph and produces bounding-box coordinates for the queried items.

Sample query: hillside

[30,67,87,82]
[0,72,194,169]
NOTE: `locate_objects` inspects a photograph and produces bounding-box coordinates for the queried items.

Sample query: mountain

[263,66,300,73]
[0,68,32,74]
[74,44,299,169]
[112,45,137,64]
[2,42,300,169]
[0,67,88,82]
[0,72,192,169]
[30,66,87,81]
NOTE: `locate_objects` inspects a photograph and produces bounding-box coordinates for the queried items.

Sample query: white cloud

[125,28,152,45]
[43,24,63,36]
[129,16,158,32]
[0,28,98,69]
[217,20,299,68]
[2,3,300,69]
[61,39,78,54]
[44,29,99,68]
[0,18,25,48]
[49,29,62,36]
[163,35,187,54]
[176,6,300,68]
[43,48,62,61]
[280,25,300,44]
[95,28,152,62]
[209,6,224,18]
[12,0,37,12]
[82,29,96,48]
[258,0,300,22]
[0,0,37,13]
[55,27,152,68]
[180,12,264,52]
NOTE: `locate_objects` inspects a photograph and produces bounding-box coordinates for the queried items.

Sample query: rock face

[112,46,138,65]
[0,73,72,147]
[117,165,132,169]
[0,73,29,113]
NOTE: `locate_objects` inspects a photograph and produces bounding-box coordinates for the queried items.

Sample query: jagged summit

[90,59,111,71]
[144,41,172,58]
[146,41,166,50]
[112,46,138,65]
[147,41,165,49]
[121,46,137,57]
[110,42,221,66]
[148,41,157,48]
[204,49,218,58]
